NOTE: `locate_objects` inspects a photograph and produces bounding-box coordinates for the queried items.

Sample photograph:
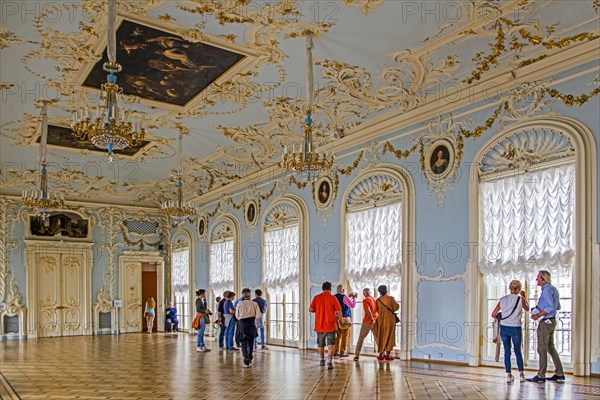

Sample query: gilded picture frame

[197,215,208,240]
[244,199,259,228]
[424,138,455,181]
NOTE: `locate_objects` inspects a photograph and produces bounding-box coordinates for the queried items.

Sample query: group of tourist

[193,288,268,368]
[309,282,399,370]
[144,270,565,382]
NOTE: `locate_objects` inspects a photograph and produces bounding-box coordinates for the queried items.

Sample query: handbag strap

[377,297,397,316]
[499,296,521,320]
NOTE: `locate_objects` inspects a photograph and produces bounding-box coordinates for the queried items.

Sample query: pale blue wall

[6,64,597,369]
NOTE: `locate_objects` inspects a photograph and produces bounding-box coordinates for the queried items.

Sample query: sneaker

[526,376,546,383]
[340,354,350,357]
[327,362,334,370]
[196,347,204,352]
[203,347,211,352]
[229,347,239,351]
[520,375,526,383]
[243,364,250,368]
[353,356,359,361]
[547,374,566,382]
[507,375,514,384]
[262,346,269,350]
[319,359,326,366]
[334,353,341,357]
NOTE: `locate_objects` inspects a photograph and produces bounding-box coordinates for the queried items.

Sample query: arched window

[477,128,575,368]
[209,218,237,304]
[171,229,192,332]
[263,201,301,347]
[344,172,404,353]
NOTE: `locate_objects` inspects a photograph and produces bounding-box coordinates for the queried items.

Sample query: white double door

[25,241,93,338]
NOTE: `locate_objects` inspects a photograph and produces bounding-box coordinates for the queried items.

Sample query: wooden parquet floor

[1,333,599,399]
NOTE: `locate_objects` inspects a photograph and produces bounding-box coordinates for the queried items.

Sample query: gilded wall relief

[264,201,299,229]
[346,174,402,210]
[479,128,575,176]
[312,173,337,228]
[197,214,208,241]
[420,116,463,208]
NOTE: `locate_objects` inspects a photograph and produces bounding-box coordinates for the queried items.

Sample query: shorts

[316,331,336,348]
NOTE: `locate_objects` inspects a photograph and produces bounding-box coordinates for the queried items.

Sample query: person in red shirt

[309,281,342,370]
[353,288,378,361]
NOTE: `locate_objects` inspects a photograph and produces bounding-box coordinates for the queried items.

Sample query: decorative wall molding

[479,128,575,175]
[414,267,469,352]
[210,218,235,242]
[346,173,402,211]
[264,201,299,229]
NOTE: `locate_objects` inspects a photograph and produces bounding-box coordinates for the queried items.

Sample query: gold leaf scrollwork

[336,151,365,176]
[119,225,162,251]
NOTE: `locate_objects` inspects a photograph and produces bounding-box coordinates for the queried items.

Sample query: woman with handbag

[373,285,399,361]
[144,297,156,333]
[491,280,529,383]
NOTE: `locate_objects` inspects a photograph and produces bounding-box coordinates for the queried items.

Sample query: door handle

[55,306,67,310]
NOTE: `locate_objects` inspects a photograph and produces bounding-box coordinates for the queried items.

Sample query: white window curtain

[264,225,299,295]
[172,248,190,298]
[346,202,402,289]
[210,239,234,297]
[479,163,575,283]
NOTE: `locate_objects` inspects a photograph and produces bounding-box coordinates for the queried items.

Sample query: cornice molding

[193,37,600,206]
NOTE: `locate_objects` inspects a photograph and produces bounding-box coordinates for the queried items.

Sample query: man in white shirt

[235,288,262,367]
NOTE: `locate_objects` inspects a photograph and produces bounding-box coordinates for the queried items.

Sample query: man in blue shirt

[253,289,268,350]
[527,270,565,383]
[165,301,179,332]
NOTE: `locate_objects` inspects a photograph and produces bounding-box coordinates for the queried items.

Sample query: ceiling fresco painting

[82,20,245,106]
[41,124,150,156]
[0,0,598,208]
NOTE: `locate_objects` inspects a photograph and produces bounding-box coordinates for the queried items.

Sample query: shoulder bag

[497,296,521,321]
[377,298,400,323]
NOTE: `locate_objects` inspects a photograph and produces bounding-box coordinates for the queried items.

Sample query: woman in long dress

[373,285,399,361]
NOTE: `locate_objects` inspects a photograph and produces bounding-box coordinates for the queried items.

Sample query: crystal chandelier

[71,0,146,162]
[282,33,334,180]
[161,131,196,226]
[22,101,64,221]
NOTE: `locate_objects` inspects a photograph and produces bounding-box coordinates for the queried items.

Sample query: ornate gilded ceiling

[0,0,598,207]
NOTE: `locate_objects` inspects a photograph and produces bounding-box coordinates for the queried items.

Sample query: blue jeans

[196,318,206,348]
[225,320,236,349]
[254,326,266,348]
[219,321,225,347]
[500,325,524,373]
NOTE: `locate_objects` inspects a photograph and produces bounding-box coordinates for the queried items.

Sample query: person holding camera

[195,289,212,352]
[491,280,529,383]
[333,284,357,357]
[527,270,565,383]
